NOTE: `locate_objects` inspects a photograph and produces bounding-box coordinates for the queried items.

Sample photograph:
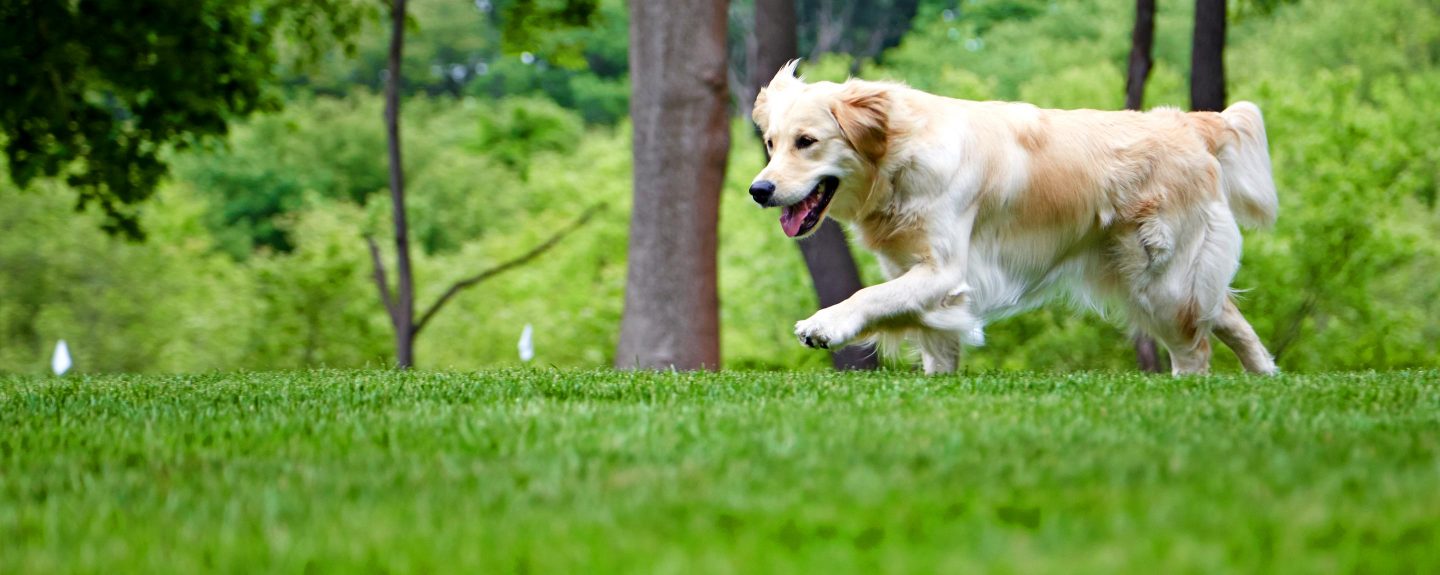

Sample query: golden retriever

[749,62,1278,375]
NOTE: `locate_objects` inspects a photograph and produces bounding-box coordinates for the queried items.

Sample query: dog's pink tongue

[780,204,805,237]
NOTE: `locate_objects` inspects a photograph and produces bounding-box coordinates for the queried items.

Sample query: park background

[3,0,1438,374]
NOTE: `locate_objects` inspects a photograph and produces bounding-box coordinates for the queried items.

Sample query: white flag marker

[52,340,72,375]
[517,324,535,363]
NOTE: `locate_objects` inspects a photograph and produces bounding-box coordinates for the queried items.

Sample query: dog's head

[749,61,891,238]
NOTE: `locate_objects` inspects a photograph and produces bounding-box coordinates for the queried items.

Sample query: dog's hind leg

[1119,221,1237,376]
[1166,337,1213,375]
[915,329,963,375]
[1127,302,1215,376]
[1213,297,1278,374]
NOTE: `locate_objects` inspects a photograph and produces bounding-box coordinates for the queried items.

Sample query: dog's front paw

[794,309,862,349]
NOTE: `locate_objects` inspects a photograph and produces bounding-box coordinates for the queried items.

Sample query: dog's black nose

[749,180,776,205]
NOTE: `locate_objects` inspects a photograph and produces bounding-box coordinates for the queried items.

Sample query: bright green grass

[2,370,1438,573]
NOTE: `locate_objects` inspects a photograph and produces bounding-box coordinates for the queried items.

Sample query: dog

[749,61,1278,375]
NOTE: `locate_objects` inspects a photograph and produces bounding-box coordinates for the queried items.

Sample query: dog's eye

[795,135,817,149]
[765,138,773,150]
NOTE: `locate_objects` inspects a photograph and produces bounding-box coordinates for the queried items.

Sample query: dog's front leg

[795,201,977,350]
[794,263,965,349]
[795,202,976,350]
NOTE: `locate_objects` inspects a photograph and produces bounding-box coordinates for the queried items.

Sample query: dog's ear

[752,88,771,133]
[831,82,890,165]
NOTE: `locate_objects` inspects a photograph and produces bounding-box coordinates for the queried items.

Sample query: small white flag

[52,340,72,375]
[517,324,535,363]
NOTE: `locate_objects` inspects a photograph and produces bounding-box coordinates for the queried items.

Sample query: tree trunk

[1125,0,1165,373]
[753,0,877,370]
[616,0,730,370]
[753,0,798,103]
[1191,0,1227,112]
[1125,0,1156,112]
[385,0,415,369]
[850,0,920,74]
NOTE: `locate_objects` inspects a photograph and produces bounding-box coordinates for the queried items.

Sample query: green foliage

[409,122,632,368]
[290,0,629,123]
[885,0,1194,102]
[474,96,584,173]
[173,95,556,257]
[244,204,392,368]
[171,96,388,255]
[492,0,600,69]
[0,0,370,237]
[0,182,253,373]
[3,370,1439,571]
[1,0,1436,373]
[1234,70,1440,368]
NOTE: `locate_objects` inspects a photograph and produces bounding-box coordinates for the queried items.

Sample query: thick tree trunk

[1191,0,1228,112]
[754,0,878,370]
[385,0,415,369]
[1125,0,1165,373]
[616,0,730,370]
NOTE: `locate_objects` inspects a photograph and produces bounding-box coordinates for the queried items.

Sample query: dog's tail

[1216,101,1279,229]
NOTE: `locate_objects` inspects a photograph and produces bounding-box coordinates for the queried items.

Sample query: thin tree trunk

[1125,0,1156,112]
[1189,0,1229,379]
[849,0,919,74]
[385,0,415,368]
[754,0,877,370]
[1125,0,1165,373]
[616,0,729,370]
[1191,0,1227,112]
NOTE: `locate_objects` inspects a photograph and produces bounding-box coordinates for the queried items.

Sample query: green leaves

[0,0,371,238]
[493,0,600,69]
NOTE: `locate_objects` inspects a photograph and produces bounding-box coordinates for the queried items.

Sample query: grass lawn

[2,369,1438,573]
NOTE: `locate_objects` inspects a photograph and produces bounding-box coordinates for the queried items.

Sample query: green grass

[2,370,1438,573]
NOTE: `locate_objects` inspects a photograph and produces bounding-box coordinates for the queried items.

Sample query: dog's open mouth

[780,176,839,237]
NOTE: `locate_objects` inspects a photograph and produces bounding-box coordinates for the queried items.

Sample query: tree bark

[616,0,730,370]
[384,0,415,369]
[849,0,919,74]
[1125,0,1165,373]
[753,0,877,370]
[753,0,798,106]
[1191,0,1228,112]
[1125,0,1156,112]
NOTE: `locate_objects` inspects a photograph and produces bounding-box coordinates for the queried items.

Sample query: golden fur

[750,62,1279,374]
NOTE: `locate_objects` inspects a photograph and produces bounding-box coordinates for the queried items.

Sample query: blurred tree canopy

[1,0,1437,373]
[0,0,600,238]
[0,0,374,237]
